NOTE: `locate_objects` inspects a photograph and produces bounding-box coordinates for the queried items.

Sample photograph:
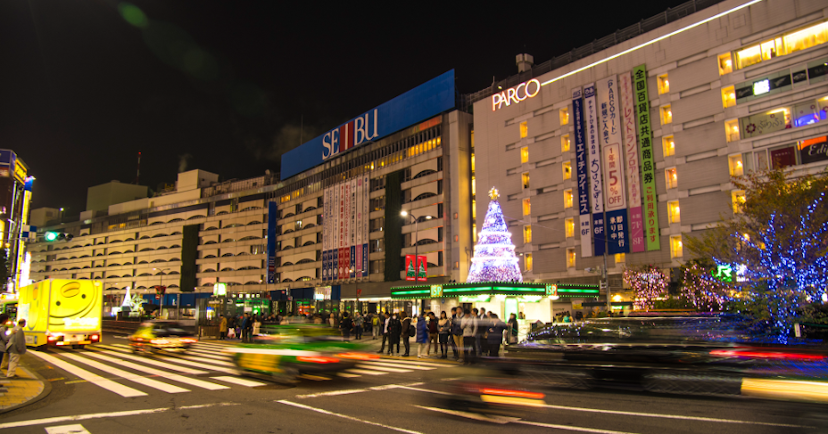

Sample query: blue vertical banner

[584,83,605,257]
[266,201,278,283]
[572,87,593,258]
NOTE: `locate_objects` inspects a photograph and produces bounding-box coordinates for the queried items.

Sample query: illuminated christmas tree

[467,187,523,283]
[623,264,669,311]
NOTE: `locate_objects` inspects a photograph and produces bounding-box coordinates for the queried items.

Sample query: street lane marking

[364,361,434,370]
[377,359,455,368]
[177,354,235,367]
[0,403,240,430]
[93,344,130,353]
[87,348,208,375]
[82,352,229,391]
[155,356,238,374]
[344,369,387,376]
[210,376,267,387]
[296,382,426,398]
[193,342,233,349]
[29,352,146,398]
[337,372,360,378]
[184,348,234,361]
[355,364,412,373]
[418,405,630,432]
[62,354,190,394]
[45,424,91,434]
[415,405,516,424]
[277,400,424,434]
[513,419,637,433]
[538,402,809,428]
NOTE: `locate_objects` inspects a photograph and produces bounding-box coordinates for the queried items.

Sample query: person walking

[5,319,27,378]
[437,311,450,359]
[354,312,363,340]
[460,309,477,365]
[219,315,227,340]
[340,312,353,341]
[472,308,484,356]
[450,307,464,362]
[0,314,10,371]
[372,313,380,340]
[486,314,508,357]
[378,312,389,353]
[415,312,429,358]
[427,312,438,356]
[507,313,519,345]
[401,312,412,357]
[239,314,248,342]
[387,313,401,356]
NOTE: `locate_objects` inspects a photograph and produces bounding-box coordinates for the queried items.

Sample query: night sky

[0,0,688,219]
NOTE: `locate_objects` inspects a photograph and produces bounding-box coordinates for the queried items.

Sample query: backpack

[409,324,416,336]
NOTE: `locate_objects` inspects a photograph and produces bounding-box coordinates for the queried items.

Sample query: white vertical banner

[598,75,629,254]
[363,173,370,277]
[322,187,328,281]
[349,177,357,278]
[355,177,363,278]
[336,183,342,279]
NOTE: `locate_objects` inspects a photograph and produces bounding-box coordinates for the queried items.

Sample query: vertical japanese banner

[355,177,362,279]
[572,87,592,258]
[619,72,645,253]
[340,182,348,279]
[350,178,357,278]
[266,201,278,283]
[322,187,328,281]
[335,183,341,279]
[363,174,370,277]
[598,76,629,254]
[584,83,605,256]
[633,65,661,251]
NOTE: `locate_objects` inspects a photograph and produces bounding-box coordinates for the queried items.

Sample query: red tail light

[337,352,379,361]
[297,356,339,364]
[90,334,100,342]
[480,388,545,400]
[710,349,825,361]
[180,338,197,344]
[151,339,170,345]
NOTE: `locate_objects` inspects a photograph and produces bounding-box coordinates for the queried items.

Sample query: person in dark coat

[387,313,402,356]
[401,312,412,357]
[486,314,508,357]
[340,313,353,341]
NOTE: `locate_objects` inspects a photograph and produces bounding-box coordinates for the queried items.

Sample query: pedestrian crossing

[29,341,457,398]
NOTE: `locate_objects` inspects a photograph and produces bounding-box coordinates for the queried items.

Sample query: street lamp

[400,210,433,281]
[153,267,171,318]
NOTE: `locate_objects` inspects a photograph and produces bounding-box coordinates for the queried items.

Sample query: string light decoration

[681,263,732,311]
[466,187,523,283]
[623,264,668,311]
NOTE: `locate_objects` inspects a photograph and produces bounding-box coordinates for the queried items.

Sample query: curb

[0,365,52,415]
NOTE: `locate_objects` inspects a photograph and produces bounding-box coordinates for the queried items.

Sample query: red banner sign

[404,255,427,282]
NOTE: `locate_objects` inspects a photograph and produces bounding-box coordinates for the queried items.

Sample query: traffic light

[44,231,73,242]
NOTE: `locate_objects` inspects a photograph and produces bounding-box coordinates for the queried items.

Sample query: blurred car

[224,324,376,384]
[129,320,197,353]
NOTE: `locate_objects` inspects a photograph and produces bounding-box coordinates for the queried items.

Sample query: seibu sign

[492,79,541,111]
[322,109,379,160]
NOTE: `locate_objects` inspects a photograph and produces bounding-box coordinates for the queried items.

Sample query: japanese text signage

[598,76,629,254]
[632,65,661,251]
[572,87,593,258]
[584,84,606,256]
[619,72,645,253]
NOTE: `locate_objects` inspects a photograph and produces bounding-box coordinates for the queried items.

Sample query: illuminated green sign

[712,264,733,283]
[459,295,491,303]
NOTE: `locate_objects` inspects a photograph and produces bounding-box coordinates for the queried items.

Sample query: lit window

[472,223,477,241]
[471,154,476,173]
[560,107,569,125]
[736,44,762,69]
[660,105,672,125]
[721,86,736,108]
[718,53,733,75]
[657,74,670,94]
[783,21,828,56]
[614,253,626,264]
[563,189,573,208]
[525,253,533,271]
[520,121,528,139]
[565,218,574,238]
[666,168,678,189]
[662,136,675,157]
[524,225,532,244]
[728,155,744,177]
[668,201,681,224]
[520,146,529,164]
[472,198,476,220]
[670,235,683,259]
[732,190,746,214]
[566,248,576,268]
[561,134,571,152]
[562,161,572,180]
[725,119,740,142]
[522,198,531,216]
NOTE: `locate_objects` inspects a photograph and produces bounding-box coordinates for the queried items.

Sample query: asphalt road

[1,332,826,434]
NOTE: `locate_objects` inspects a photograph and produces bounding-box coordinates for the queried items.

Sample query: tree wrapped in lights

[687,169,828,342]
[467,187,523,283]
[623,264,669,311]
[681,261,733,311]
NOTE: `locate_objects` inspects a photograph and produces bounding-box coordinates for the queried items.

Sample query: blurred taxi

[129,320,197,353]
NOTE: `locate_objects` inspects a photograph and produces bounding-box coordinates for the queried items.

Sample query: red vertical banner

[405,255,417,281]
[417,255,427,282]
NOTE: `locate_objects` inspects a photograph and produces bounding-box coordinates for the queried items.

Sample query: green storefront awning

[390,282,600,300]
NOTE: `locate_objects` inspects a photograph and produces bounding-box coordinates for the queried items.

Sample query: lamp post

[400,211,433,278]
[153,267,171,318]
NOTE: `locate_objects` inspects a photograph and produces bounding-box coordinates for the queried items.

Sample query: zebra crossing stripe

[62,354,190,394]
[193,342,232,349]
[378,359,455,368]
[184,348,234,361]
[95,344,131,353]
[82,352,229,391]
[177,354,235,367]
[337,372,361,378]
[86,348,209,375]
[355,364,411,373]
[344,369,388,376]
[366,361,435,371]
[45,424,91,434]
[210,376,267,387]
[29,352,147,398]
[155,356,238,374]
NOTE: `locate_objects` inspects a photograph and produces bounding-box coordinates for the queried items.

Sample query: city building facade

[0,149,33,290]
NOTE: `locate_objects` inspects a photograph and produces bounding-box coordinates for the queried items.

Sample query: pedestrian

[5,319,27,378]
[486,314,508,357]
[427,312,438,356]
[450,307,464,362]
[372,313,380,340]
[378,312,389,353]
[387,313,401,356]
[329,313,336,328]
[507,313,519,345]
[460,309,477,365]
[563,312,572,323]
[0,314,9,371]
[239,314,248,342]
[219,315,227,340]
[253,316,261,336]
[245,313,254,342]
[472,308,483,356]
[438,311,450,359]
[354,312,363,340]
[416,312,429,358]
[401,312,412,357]
[340,312,353,341]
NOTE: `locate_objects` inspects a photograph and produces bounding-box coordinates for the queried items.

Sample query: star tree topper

[489,187,499,200]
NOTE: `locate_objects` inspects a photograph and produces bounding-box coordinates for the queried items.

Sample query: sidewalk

[0,364,50,414]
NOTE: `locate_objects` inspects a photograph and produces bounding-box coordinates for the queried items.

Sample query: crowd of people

[0,314,27,378]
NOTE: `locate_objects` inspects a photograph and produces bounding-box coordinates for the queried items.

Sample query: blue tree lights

[467,187,523,283]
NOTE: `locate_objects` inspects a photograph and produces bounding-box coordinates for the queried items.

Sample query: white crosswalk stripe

[62,353,190,394]
[185,348,234,361]
[88,348,208,375]
[29,351,147,398]
[366,361,435,371]
[177,354,235,367]
[210,376,267,387]
[344,369,388,376]
[82,352,229,391]
[355,364,412,373]
[155,355,238,374]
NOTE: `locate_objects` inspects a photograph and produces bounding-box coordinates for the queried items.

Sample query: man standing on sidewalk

[450,307,464,362]
[5,319,27,378]
[377,312,389,353]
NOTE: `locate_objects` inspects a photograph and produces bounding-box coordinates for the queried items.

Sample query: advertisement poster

[633,65,661,251]
[584,83,605,256]
[572,87,592,258]
[619,72,645,253]
[598,75,629,254]
[405,255,427,282]
[363,174,370,277]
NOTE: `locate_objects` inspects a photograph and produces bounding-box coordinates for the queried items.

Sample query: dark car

[129,320,197,353]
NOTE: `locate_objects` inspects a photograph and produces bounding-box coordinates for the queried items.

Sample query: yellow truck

[17,279,103,348]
